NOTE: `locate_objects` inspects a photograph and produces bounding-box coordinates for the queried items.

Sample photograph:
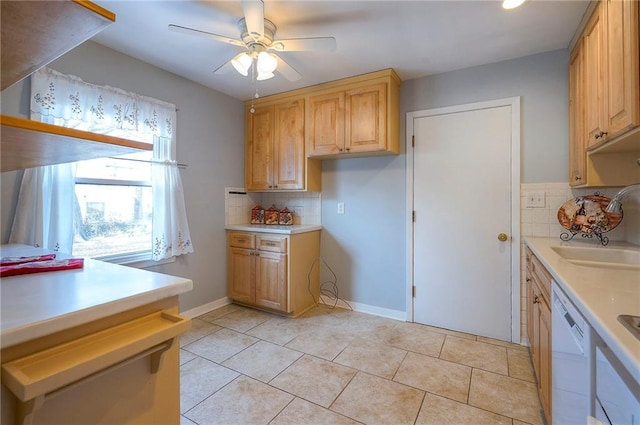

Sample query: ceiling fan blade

[269,37,337,52]
[275,55,302,82]
[213,60,234,75]
[242,0,264,40]
[168,24,244,47]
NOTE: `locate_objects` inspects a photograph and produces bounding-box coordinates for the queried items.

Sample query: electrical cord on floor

[307,257,352,310]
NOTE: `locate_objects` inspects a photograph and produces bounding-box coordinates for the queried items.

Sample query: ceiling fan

[168,0,337,82]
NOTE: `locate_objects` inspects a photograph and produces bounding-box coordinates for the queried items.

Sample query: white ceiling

[91,0,590,101]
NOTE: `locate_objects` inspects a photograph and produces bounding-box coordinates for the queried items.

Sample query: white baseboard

[318,295,407,322]
[181,297,231,318]
[182,295,407,322]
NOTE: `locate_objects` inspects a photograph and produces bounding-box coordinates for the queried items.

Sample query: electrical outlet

[337,202,345,214]
[525,191,545,208]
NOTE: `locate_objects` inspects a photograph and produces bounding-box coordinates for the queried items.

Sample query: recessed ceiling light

[503,0,526,9]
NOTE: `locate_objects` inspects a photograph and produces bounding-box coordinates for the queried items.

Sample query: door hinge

[412,135,415,148]
[412,286,416,298]
[412,211,416,222]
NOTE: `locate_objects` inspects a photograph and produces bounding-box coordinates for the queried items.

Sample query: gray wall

[0,41,245,312]
[320,49,570,314]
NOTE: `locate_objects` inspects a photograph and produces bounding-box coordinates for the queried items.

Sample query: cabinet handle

[533,295,539,304]
[265,242,277,246]
[254,252,260,257]
[345,147,350,151]
[338,148,343,152]
[526,277,531,282]
[274,185,278,188]
[574,175,582,181]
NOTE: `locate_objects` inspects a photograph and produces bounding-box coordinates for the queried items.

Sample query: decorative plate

[557,194,623,234]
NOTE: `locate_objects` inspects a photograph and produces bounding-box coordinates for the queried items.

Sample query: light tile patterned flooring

[179,304,543,425]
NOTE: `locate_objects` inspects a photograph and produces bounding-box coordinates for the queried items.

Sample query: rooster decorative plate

[557,194,623,235]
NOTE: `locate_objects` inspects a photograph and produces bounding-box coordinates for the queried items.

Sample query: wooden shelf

[1,115,153,172]
[1,311,190,403]
[1,0,115,91]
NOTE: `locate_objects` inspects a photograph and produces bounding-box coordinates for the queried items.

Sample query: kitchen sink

[551,246,640,271]
[618,315,640,341]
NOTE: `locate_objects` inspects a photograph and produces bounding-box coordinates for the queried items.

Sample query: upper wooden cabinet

[244,69,400,191]
[1,0,115,91]
[569,42,586,186]
[307,71,400,158]
[605,0,640,139]
[308,81,394,157]
[245,98,320,191]
[583,2,607,150]
[568,0,640,187]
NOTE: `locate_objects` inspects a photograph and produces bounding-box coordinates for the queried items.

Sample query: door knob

[497,233,509,242]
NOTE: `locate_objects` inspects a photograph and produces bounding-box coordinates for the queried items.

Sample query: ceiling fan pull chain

[250,60,258,113]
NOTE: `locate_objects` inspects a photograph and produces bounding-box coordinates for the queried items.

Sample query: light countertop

[0,244,193,348]
[225,224,322,234]
[524,237,640,384]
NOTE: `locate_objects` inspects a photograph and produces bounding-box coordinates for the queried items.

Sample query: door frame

[405,97,521,342]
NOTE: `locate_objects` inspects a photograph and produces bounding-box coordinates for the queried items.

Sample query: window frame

[73,158,159,266]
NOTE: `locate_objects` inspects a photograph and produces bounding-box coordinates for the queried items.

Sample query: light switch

[524,191,545,208]
[337,202,345,214]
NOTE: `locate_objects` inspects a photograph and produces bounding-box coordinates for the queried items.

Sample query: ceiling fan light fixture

[502,0,525,9]
[257,71,275,81]
[231,53,252,76]
[257,51,278,74]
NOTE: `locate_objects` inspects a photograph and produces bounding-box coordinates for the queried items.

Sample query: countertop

[225,224,323,235]
[524,237,640,384]
[0,244,193,348]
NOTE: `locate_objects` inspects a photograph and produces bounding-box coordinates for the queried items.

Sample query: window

[73,152,154,262]
[12,66,194,263]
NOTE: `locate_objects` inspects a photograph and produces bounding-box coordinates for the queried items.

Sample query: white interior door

[411,100,517,341]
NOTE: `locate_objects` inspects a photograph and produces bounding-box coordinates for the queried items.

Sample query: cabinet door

[273,100,304,189]
[228,247,256,304]
[531,282,541,379]
[569,42,586,186]
[246,105,274,191]
[308,91,345,156]
[605,0,639,138]
[584,2,607,148]
[255,251,287,312]
[344,83,387,153]
[526,271,535,355]
[538,297,552,423]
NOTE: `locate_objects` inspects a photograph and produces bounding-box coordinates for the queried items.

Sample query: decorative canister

[265,204,280,225]
[251,204,265,224]
[278,207,293,225]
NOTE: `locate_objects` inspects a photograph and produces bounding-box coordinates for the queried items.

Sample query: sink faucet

[605,184,640,214]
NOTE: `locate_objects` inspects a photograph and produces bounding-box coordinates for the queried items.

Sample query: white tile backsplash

[518,182,640,343]
[224,188,322,226]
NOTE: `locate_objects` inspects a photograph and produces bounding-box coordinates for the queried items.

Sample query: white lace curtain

[9,67,193,260]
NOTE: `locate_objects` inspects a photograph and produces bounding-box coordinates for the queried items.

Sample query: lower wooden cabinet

[227,230,320,316]
[526,247,552,424]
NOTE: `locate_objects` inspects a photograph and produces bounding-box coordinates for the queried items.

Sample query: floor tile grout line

[183,306,541,425]
[181,373,243,421]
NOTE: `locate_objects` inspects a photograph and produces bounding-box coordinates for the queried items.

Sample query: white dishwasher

[592,340,640,425]
[552,281,593,425]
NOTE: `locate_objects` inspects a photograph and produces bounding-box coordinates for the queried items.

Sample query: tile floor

[179,304,543,425]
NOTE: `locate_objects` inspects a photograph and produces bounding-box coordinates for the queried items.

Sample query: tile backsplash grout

[225,188,322,226]
[518,182,639,344]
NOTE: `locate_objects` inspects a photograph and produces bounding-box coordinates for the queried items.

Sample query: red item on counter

[0,253,57,266]
[0,258,84,277]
